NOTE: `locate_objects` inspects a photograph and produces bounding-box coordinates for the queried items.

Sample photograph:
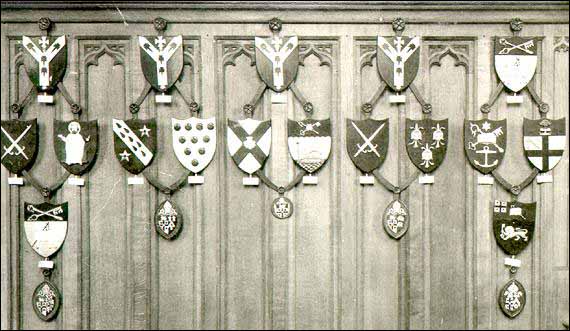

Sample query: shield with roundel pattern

[139,35,184,92]
[227,119,271,174]
[405,118,448,173]
[287,119,331,173]
[255,36,299,92]
[464,119,507,174]
[492,200,535,256]
[523,118,566,172]
[112,118,157,175]
[377,36,420,92]
[172,117,216,174]
[346,118,389,174]
[494,36,538,93]
[21,35,67,93]
[24,202,68,259]
[54,120,98,176]
[1,119,38,174]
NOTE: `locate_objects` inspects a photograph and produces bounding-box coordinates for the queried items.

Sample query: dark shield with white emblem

[54,120,98,176]
[255,36,299,92]
[139,35,184,92]
[172,117,216,174]
[112,118,157,175]
[155,200,183,240]
[287,119,331,173]
[492,200,535,256]
[346,118,389,174]
[499,279,526,319]
[1,119,38,174]
[24,202,68,259]
[405,118,448,173]
[464,119,507,174]
[377,36,421,92]
[523,118,566,172]
[22,35,67,93]
[227,119,272,174]
[495,36,538,93]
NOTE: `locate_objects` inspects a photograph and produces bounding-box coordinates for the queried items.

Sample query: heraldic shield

[24,202,68,259]
[464,119,507,174]
[346,118,389,174]
[54,120,98,176]
[227,119,271,174]
[405,118,448,173]
[287,119,331,173]
[494,36,538,93]
[139,35,184,92]
[112,118,157,175]
[22,36,67,92]
[493,200,535,256]
[1,119,38,174]
[377,36,421,92]
[523,118,566,172]
[172,117,216,174]
[255,36,299,92]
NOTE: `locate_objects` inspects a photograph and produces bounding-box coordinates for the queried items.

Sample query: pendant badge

[154,199,183,240]
[499,279,527,318]
[383,199,409,239]
[272,196,293,219]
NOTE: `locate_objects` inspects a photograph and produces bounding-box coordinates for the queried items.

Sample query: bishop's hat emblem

[523,118,566,172]
[1,119,38,174]
[227,119,272,174]
[112,118,157,175]
[376,36,420,91]
[287,119,331,174]
[464,119,507,174]
[54,120,98,176]
[346,118,389,174]
[255,35,299,92]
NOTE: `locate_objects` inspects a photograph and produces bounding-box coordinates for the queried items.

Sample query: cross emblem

[39,36,49,49]
[155,36,167,50]
[270,36,283,49]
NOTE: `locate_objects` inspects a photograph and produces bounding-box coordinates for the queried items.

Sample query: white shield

[172,117,216,174]
[494,37,538,93]
[24,202,68,258]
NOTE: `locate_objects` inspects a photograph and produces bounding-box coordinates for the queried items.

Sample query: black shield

[498,279,526,319]
[112,118,157,175]
[405,118,448,173]
[287,119,332,173]
[523,118,566,172]
[493,200,535,256]
[1,119,38,174]
[22,35,67,93]
[464,119,507,174]
[346,118,389,174]
[377,36,421,92]
[255,36,299,92]
[138,35,184,92]
[54,120,98,175]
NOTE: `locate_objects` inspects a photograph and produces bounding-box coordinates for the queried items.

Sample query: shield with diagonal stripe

[523,118,566,172]
[227,119,271,174]
[495,37,538,93]
[172,117,216,174]
[1,119,38,174]
[377,36,420,92]
[139,35,184,92]
[405,118,448,173]
[21,35,67,93]
[255,35,299,92]
[346,118,389,173]
[287,119,331,173]
[112,118,157,174]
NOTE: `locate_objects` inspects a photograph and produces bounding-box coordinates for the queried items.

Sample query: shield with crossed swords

[53,120,98,176]
[172,117,216,174]
[255,35,299,92]
[112,118,157,175]
[464,119,507,174]
[492,200,535,256]
[377,36,421,92]
[24,202,68,259]
[494,36,538,93]
[523,118,566,172]
[139,35,184,92]
[287,119,331,173]
[405,118,448,173]
[227,119,271,174]
[346,118,389,174]
[1,119,38,174]
[21,35,67,93]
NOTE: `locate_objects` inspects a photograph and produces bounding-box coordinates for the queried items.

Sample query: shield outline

[492,200,536,256]
[53,119,98,176]
[172,117,217,174]
[227,118,272,175]
[494,36,538,93]
[23,202,68,259]
[522,117,567,172]
[21,35,67,93]
[287,118,332,174]
[112,118,157,175]
[255,35,299,92]
[376,35,421,92]
[405,118,449,173]
[139,35,184,92]
[1,119,39,174]
[346,118,389,174]
[464,119,508,174]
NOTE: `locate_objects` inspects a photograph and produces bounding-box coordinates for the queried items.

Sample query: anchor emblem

[464,119,507,174]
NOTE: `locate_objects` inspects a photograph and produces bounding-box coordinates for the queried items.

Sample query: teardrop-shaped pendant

[32,280,61,321]
[499,279,526,318]
[154,199,183,240]
[272,196,293,219]
[383,199,409,239]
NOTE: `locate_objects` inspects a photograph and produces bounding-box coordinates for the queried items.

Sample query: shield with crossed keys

[139,35,184,92]
[405,118,448,173]
[346,118,389,174]
[377,36,421,92]
[287,119,332,173]
[1,119,38,174]
[255,35,299,92]
[227,119,271,174]
[54,120,98,176]
[24,202,68,259]
[21,36,67,93]
[494,36,538,93]
[112,118,157,175]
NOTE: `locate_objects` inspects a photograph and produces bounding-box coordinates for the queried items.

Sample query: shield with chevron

[21,35,67,93]
[227,119,271,174]
[255,35,299,92]
[376,36,420,92]
[139,35,184,92]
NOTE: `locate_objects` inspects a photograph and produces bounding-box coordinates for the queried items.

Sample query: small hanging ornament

[498,279,527,319]
[382,199,409,240]
[154,199,183,240]
[271,195,294,219]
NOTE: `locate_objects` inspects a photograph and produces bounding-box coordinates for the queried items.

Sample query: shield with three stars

[464,119,507,174]
[53,120,98,176]
[494,36,538,93]
[492,200,535,256]
[172,117,217,174]
[346,118,389,174]
[287,119,331,173]
[255,35,299,92]
[1,119,38,174]
[21,35,67,93]
[139,35,184,92]
[227,119,271,174]
[377,36,421,92]
[405,118,448,173]
[523,118,566,172]
[112,118,157,174]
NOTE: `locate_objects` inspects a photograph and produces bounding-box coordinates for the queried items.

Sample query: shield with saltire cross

[227,119,271,174]
[1,119,38,174]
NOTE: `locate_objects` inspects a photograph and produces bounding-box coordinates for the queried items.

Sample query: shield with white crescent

[139,35,184,92]
[287,119,331,173]
[464,119,507,174]
[523,118,566,172]
[172,117,216,174]
[24,202,68,259]
[112,118,157,175]
[227,119,271,174]
[346,118,389,174]
[1,119,38,174]
[255,36,299,92]
[21,35,67,93]
[405,118,448,173]
[492,200,535,256]
[54,120,98,176]
[494,36,538,93]
[377,36,421,92]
